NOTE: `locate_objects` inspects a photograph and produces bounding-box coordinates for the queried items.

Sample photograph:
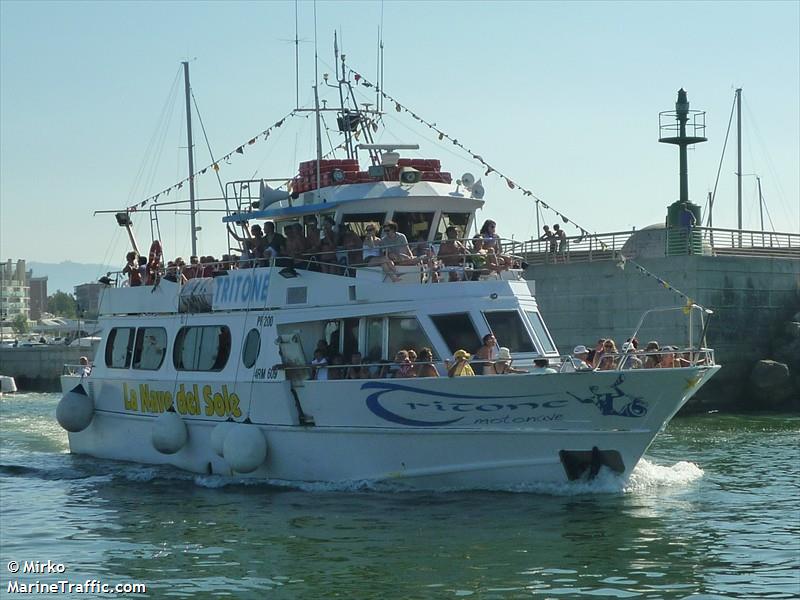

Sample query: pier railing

[515,226,800,266]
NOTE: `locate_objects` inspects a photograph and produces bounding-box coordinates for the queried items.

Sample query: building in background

[0,259,30,324]
[74,282,103,319]
[28,275,48,321]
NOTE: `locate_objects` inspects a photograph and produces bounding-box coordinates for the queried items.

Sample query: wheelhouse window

[393,212,435,243]
[364,317,384,361]
[340,213,387,237]
[388,317,436,358]
[132,327,167,370]
[435,212,471,241]
[241,328,261,368]
[105,327,135,368]
[483,311,535,353]
[431,313,481,355]
[173,325,231,372]
[525,311,557,354]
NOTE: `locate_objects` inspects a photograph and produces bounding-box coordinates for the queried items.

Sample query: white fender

[152,410,188,455]
[56,385,94,432]
[222,424,267,474]
[210,421,235,457]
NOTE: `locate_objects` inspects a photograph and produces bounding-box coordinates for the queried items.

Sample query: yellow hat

[453,349,471,360]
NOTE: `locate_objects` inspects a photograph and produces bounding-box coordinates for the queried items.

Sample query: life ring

[147,240,163,283]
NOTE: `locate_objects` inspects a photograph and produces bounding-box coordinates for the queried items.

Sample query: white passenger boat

[56,61,720,489]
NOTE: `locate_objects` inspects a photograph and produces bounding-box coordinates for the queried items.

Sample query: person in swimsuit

[363,224,400,281]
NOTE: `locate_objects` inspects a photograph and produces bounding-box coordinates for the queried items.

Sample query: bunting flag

[349,68,595,239]
[126,109,299,212]
[617,252,707,312]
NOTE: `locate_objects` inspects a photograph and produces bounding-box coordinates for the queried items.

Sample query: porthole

[242,328,261,368]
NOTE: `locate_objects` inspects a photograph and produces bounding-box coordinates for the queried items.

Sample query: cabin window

[393,212,435,243]
[340,213,387,237]
[241,328,261,368]
[435,212,471,241]
[525,311,557,354]
[483,311,535,353]
[105,327,135,369]
[431,313,481,356]
[173,325,231,372]
[364,317,384,361]
[132,327,167,370]
[388,317,435,358]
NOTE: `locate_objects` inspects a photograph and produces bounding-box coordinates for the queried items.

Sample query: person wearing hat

[563,345,593,372]
[619,342,643,370]
[489,347,528,374]
[643,341,661,368]
[447,349,475,377]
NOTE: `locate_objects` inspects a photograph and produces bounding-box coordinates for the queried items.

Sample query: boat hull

[64,366,719,488]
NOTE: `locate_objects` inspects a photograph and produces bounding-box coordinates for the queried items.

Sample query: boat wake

[0,457,703,496]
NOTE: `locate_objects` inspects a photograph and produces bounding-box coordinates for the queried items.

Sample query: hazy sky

[1,0,798,267]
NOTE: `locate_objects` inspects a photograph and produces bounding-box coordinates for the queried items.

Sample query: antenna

[294,0,299,109]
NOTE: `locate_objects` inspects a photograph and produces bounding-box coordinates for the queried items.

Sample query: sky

[1,0,798,268]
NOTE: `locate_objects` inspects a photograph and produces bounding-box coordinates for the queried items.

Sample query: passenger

[473,333,498,374]
[79,356,92,377]
[391,350,415,378]
[595,339,618,370]
[490,347,528,374]
[346,352,369,379]
[377,359,392,379]
[381,221,416,265]
[263,221,287,259]
[319,216,339,274]
[122,251,142,287]
[416,347,440,377]
[163,261,178,282]
[406,349,418,376]
[173,257,189,283]
[563,345,593,372]
[476,220,512,270]
[201,256,216,278]
[285,223,307,261]
[328,354,345,380]
[438,226,468,281]
[315,339,332,361]
[587,339,605,366]
[305,221,322,269]
[310,349,328,380]
[447,349,475,377]
[230,223,265,266]
[643,341,661,369]
[363,224,401,282]
[137,256,148,283]
[468,237,488,279]
[619,342,643,370]
[530,358,557,374]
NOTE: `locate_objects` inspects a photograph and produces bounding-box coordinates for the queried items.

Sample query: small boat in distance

[56,57,720,489]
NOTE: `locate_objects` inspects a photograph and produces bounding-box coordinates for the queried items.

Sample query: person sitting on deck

[642,341,661,369]
[416,347,440,378]
[447,349,475,377]
[363,224,400,282]
[311,348,328,380]
[476,220,512,270]
[340,225,363,269]
[490,347,528,374]
[530,358,557,374]
[438,226,469,281]
[346,352,370,379]
[391,350,416,378]
[285,223,308,262]
[594,339,618,370]
[319,217,339,274]
[380,221,416,265]
[619,342,643,370]
[563,345,593,372]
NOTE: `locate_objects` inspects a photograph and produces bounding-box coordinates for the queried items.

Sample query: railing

[515,226,800,266]
[281,348,716,381]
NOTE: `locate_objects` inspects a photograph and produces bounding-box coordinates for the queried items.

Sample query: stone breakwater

[0,345,95,391]
[749,312,800,411]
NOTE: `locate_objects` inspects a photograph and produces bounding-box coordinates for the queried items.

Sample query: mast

[182,61,197,257]
[735,88,742,243]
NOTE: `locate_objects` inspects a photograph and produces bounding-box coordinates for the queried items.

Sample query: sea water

[0,392,798,599]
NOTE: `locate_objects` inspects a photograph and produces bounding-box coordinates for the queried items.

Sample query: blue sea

[1,392,798,599]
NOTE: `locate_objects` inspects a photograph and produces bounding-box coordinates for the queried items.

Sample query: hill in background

[28,261,117,294]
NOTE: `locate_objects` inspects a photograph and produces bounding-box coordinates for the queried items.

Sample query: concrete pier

[0,345,97,391]
[527,254,800,410]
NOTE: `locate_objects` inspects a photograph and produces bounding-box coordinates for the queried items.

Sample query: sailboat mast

[182,61,197,257]
[735,87,742,239]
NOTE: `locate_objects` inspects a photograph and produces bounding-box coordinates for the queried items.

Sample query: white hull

[65,367,719,488]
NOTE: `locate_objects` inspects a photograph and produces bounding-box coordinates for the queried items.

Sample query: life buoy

[147,240,163,284]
